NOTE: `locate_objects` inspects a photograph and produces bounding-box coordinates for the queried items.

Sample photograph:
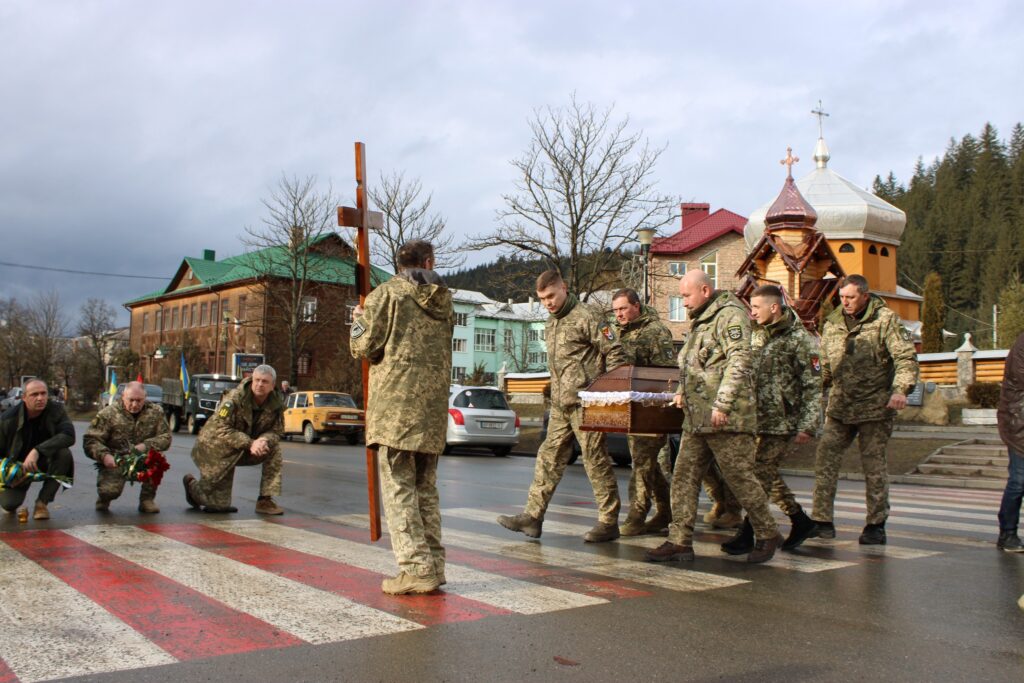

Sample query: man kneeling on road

[183,364,285,515]
[0,379,75,520]
[84,381,172,513]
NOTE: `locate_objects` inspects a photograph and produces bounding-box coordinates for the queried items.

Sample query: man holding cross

[351,239,453,595]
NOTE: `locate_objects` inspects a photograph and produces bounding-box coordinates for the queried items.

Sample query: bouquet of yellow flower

[0,457,73,491]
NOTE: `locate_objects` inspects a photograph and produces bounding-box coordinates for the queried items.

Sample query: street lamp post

[636,227,656,305]
[221,311,231,374]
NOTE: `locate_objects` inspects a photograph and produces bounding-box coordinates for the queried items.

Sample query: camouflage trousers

[668,432,778,545]
[191,444,283,509]
[97,466,156,502]
[525,405,620,524]
[378,446,444,579]
[625,435,670,520]
[754,435,801,517]
[812,416,893,525]
[702,461,741,516]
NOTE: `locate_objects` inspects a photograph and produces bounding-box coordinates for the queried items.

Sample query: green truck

[161,374,240,434]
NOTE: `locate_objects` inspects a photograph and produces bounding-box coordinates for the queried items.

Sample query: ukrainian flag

[108,370,117,397]
[180,353,190,399]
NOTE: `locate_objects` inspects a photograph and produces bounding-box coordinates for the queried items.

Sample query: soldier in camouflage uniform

[610,288,676,536]
[84,381,171,513]
[351,240,453,595]
[810,275,918,545]
[498,270,627,543]
[645,270,782,564]
[720,285,822,555]
[183,366,285,516]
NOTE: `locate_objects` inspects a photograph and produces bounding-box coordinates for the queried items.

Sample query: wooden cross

[337,142,385,542]
[779,147,799,178]
[811,99,830,138]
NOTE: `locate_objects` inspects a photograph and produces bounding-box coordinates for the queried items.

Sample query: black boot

[858,523,886,545]
[997,530,1024,552]
[783,509,817,550]
[720,517,754,555]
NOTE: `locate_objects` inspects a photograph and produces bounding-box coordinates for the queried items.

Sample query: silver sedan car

[444,385,520,456]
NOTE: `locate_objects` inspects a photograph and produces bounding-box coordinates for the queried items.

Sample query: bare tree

[77,298,119,394]
[25,290,68,382]
[467,96,677,300]
[0,297,31,388]
[367,171,465,271]
[242,174,354,386]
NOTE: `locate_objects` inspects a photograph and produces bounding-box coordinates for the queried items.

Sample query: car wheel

[188,415,200,435]
[168,412,181,433]
[346,431,360,445]
[611,453,632,467]
[303,422,320,444]
[568,451,579,465]
[492,446,511,457]
[442,444,453,455]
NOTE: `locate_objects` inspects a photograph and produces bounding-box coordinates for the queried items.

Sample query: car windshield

[453,389,508,410]
[314,393,356,408]
[197,381,238,396]
[145,385,162,400]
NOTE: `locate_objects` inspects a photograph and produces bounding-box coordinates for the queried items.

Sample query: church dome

[745,137,907,249]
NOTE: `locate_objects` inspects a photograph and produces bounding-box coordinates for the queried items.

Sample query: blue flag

[180,354,190,399]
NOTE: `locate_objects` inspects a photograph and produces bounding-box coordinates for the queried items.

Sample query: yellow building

[745,135,921,321]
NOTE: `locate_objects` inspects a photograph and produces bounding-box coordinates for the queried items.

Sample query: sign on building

[232,353,265,378]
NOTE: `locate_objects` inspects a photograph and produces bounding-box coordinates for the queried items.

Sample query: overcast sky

[1,0,1021,327]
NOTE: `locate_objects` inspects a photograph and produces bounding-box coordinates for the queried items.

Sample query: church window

[868,245,878,255]
[839,243,855,253]
[880,247,890,257]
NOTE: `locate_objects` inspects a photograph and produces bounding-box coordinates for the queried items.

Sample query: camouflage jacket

[820,295,919,424]
[614,305,677,368]
[83,400,172,461]
[678,290,756,434]
[546,293,628,409]
[190,377,284,465]
[350,270,454,455]
[751,307,822,436]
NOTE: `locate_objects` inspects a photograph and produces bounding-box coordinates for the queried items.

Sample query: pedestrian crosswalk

[0,487,996,682]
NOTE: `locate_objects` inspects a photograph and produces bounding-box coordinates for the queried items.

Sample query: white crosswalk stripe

[66,525,422,643]
[208,520,607,614]
[328,514,749,592]
[0,540,176,683]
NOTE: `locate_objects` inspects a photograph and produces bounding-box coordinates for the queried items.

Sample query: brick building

[124,234,389,397]
[648,202,748,339]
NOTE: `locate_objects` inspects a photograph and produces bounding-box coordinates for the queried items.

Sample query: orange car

[284,391,365,444]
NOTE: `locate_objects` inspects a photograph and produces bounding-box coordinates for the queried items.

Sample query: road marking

[829,509,992,534]
[208,519,606,616]
[67,525,422,643]
[329,514,748,593]
[471,506,855,574]
[799,539,939,559]
[0,529,298,662]
[0,539,176,683]
[830,500,995,521]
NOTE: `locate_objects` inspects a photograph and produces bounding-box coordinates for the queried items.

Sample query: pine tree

[996,276,1024,349]
[921,272,945,353]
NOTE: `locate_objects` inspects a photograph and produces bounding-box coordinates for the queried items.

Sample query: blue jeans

[998,446,1024,532]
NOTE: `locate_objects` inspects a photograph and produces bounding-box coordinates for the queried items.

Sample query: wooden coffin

[579,365,683,434]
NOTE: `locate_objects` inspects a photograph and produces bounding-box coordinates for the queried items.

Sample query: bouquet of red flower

[97,448,171,488]
[1,457,73,490]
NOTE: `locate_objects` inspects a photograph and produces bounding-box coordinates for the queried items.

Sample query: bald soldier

[610,287,676,536]
[646,270,782,564]
[84,381,172,513]
[498,270,628,543]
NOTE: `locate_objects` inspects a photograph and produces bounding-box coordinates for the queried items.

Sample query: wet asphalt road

[2,424,1023,683]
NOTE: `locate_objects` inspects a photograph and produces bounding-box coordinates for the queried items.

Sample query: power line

[0,261,166,281]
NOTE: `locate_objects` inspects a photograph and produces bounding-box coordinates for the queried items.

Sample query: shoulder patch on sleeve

[218,401,233,418]
[599,323,615,341]
[351,320,366,338]
[899,327,912,342]
[810,355,821,375]
[727,325,743,341]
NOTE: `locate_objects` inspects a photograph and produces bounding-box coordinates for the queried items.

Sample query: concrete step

[914,463,1007,479]
[895,474,1007,490]
[928,453,1009,467]
[938,444,1008,458]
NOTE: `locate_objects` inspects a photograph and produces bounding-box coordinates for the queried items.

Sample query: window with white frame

[504,328,515,351]
[452,366,466,382]
[528,328,546,342]
[300,296,317,323]
[474,329,496,352]
[669,296,687,322]
[454,312,468,326]
[668,261,686,277]
[700,251,717,288]
[452,338,467,352]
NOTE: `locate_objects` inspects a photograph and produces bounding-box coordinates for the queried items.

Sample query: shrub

[966,382,1001,409]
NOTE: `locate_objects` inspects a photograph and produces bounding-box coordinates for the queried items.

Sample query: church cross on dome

[779,147,799,179]
[811,100,830,139]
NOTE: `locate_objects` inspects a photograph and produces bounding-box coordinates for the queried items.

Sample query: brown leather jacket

[998,332,1024,454]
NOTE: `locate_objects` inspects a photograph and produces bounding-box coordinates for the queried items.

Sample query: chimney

[680,203,710,230]
[203,249,216,261]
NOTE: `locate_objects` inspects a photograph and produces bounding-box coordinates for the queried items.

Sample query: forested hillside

[873,122,1024,344]
[445,251,634,302]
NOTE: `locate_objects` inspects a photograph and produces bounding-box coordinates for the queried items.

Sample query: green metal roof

[125,234,392,306]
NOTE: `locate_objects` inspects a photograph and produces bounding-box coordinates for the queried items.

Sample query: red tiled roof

[650,208,747,254]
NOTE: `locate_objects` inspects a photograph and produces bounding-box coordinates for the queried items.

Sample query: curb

[779,468,1006,490]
